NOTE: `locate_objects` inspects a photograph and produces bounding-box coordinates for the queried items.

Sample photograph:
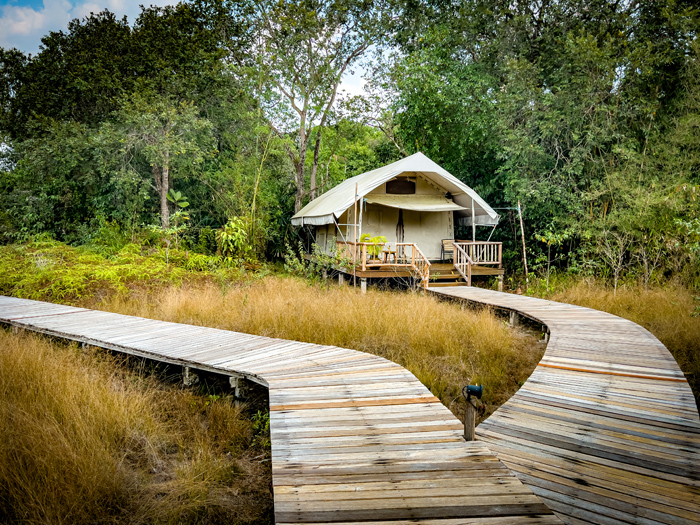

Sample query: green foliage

[216,217,261,263]
[251,410,270,449]
[283,240,355,282]
[167,189,190,209]
[388,0,700,286]
[359,233,388,258]
[0,240,245,305]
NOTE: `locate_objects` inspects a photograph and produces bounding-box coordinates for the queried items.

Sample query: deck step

[429,263,467,286]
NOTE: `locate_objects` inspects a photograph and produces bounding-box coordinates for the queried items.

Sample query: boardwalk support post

[462,384,483,442]
[464,400,476,441]
[509,311,519,327]
[339,273,345,286]
[229,376,246,402]
[360,278,367,294]
[183,366,199,386]
[497,275,503,292]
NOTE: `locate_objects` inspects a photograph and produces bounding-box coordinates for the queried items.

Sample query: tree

[246,0,390,212]
[102,95,216,228]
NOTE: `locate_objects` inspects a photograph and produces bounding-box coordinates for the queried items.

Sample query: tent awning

[364,194,466,212]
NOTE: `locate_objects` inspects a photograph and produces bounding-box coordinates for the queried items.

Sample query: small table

[382,248,396,264]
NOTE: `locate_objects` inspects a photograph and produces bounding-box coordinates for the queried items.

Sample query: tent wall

[315,175,454,260]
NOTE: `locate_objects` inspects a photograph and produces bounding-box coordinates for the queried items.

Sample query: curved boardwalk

[0,295,556,525]
[430,287,700,525]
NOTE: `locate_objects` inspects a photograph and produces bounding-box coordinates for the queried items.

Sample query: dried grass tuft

[0,330,272,525]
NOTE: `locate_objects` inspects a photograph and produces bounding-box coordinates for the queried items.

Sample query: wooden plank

[0,294,557,525]
[429,286,700,525]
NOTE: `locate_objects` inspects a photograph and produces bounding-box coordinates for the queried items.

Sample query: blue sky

[0,0,366,95]
[0,0,175,55]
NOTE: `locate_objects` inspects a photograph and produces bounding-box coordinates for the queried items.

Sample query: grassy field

[0,330,273,524]
[102,278,545,420]
[2,240,699,523]
[0,240,544,523]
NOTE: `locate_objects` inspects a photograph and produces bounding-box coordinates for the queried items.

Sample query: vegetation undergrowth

[0,330,272,525]
[0,236,251,304]
[527,276,700,409]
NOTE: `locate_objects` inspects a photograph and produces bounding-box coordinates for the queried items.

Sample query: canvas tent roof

[291,152,499,227]
[364,194,466,212]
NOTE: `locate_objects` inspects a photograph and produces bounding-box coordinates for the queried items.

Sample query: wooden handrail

[335,241,431,289]
[452,242,474,286]
[454,241,502,266]
[396,243,431,289]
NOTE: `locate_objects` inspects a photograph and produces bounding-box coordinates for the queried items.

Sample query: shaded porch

[334,240,504,290]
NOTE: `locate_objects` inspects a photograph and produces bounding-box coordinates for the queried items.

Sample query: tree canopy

[1,0,699,284]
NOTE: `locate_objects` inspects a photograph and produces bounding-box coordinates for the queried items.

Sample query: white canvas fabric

[364,194,466,212]
[291,152,499,226]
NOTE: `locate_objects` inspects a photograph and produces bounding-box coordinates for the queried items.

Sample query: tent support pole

[486,224,497,242]
[353,183,358,288]
[471,203,476,242]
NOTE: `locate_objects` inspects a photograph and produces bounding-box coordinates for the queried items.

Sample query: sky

[0,0,367,95]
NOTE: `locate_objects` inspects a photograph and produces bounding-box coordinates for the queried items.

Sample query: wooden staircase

[426,263,469,287]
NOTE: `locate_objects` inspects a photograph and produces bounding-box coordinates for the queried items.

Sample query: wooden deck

[429,287,700,525]
[0,295,557,525]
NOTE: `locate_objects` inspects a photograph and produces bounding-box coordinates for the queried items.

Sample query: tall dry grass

[545,280,700,408]
[0,330,272,525]
[102,277,544,420]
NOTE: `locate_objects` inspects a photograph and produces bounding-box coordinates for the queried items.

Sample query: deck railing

[396,243,431,289]
[454,241,502,267]
[453,243,474,286]
[335,241,431,289]
[453,241,502,286]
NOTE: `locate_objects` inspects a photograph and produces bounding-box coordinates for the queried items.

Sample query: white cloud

[0,0,175,55]
[339,68,367,98]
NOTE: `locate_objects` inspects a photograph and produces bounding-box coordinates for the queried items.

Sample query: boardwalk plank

[429,286,700,525]
[0,295,556,525]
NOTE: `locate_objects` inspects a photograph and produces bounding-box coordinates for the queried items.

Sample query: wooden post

[183,366,199,386]
[471,202,476,242]
[339,273,345,286]
[498,275,504,292]
[353,183,358,288]
[358,192,363,244]
[360,278,367,294]
[509,311,519,327]
[518,200,529,290]
[464,400,476,441]
[353,183,358,245]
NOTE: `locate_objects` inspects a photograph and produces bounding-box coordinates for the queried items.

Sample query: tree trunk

[294,159,305,213]
[310,131,322,200]
[293,115,309,213]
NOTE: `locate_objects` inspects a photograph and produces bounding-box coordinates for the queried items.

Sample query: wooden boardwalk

[0,295,557,525]
[430,287,700,525]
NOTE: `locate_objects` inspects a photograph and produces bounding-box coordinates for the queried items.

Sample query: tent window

[386,179,415,194]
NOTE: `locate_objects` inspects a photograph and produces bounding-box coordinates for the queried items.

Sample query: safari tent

[292,153,504,289]
[292,152,499,259]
